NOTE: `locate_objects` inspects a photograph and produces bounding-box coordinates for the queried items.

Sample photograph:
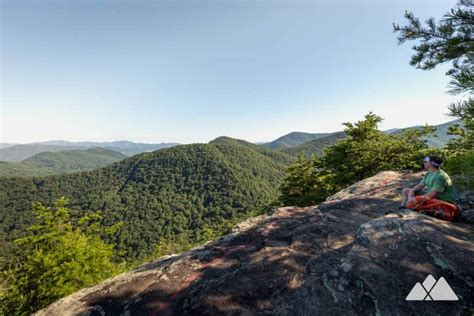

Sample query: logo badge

[406,274,458,301]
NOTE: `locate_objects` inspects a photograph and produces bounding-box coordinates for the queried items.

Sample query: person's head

[423,155,442,171]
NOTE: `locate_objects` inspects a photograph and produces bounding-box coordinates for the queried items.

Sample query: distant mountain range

[0,119,461,177]
[261,119,462,157]
[0,141,179,161]
[385,119,462,148]
[0,148,127,177]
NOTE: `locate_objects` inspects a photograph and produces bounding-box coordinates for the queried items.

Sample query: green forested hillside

[0,144,86,162]
[0,144,17,150]
[0,140,293,261]
[210,136,296,165]
[0,161,52,177]
[0,141,179,161]
[281,131,347,157]
[0,148,127,177]
[262,132,333,149]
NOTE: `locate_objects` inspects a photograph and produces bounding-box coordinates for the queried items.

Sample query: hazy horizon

[0,117,460,146]
[1,0,461,144]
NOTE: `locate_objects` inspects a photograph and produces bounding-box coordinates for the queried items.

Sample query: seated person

[400,155,459,221]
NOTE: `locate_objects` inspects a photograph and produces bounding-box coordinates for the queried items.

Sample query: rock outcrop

[36,171,474,315]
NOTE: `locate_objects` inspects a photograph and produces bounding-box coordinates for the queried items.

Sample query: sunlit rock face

[36,171,474,316]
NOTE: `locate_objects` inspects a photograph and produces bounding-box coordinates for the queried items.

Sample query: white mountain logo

[406,274,458,301]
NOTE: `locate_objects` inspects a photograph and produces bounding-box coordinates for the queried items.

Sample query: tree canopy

[0,142,293,262]
[0,197,124,315]
[279,113,438,206]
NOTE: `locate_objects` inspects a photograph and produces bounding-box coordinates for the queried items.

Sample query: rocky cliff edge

[36,171,474,315]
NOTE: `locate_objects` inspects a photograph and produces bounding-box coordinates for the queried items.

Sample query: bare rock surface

[36,171,474,316]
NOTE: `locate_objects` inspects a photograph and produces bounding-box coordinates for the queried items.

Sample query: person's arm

[422,190,438,199]
[411,183,425,192]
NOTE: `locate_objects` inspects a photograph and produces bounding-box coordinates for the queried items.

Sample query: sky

[0,0,463,144]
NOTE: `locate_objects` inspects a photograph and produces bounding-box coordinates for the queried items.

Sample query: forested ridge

[0,140,295,261]
[0,147,127,177]
[262,132,333,149]
[0,141,179,161]
[281,131,347,157]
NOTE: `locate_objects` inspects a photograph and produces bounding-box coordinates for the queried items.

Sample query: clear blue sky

[0,0,460,144]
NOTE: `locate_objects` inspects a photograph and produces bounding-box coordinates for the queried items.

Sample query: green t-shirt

[420,169,455,203]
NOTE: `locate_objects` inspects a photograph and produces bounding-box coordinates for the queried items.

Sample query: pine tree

[393,0,473,153]
[278,113,437,206]
[278,154,332,206]
[393,0,473,94]
[0,197,124,315]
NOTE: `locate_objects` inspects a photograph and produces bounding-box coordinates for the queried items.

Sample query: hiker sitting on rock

[400,155,460,221]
